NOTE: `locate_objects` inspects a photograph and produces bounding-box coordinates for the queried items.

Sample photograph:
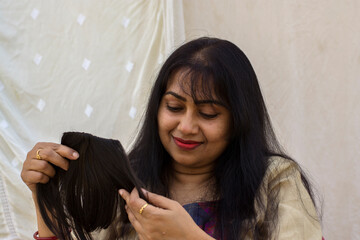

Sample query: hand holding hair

[35,132,147,240]
[119,188,216,240]
[21,142,79,193]
[21,142,79,238]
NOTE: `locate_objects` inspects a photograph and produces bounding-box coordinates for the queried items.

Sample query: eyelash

[166,105,182,112]
[166,105,219,119]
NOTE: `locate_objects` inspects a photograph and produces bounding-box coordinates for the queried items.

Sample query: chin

[173,157,197,166]
[171,155,198,166]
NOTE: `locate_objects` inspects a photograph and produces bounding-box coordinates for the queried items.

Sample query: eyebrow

[164,91,226,107]
[164,91,187,102]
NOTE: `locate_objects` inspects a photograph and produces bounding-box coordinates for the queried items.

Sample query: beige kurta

[95,157,322,239]
[246,157,322,240]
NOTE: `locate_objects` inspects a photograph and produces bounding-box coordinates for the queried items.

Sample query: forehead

[166,69,216,99]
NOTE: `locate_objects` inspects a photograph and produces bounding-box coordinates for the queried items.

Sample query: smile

[173,137,202,150]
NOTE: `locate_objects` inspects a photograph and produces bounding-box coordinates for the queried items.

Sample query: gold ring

[139,203,148,214]
[36,149,42,160]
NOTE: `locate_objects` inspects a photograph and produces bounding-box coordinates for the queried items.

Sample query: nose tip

[178,116,199,135]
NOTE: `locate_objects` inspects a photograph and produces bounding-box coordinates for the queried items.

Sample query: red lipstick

[173,137,202,150]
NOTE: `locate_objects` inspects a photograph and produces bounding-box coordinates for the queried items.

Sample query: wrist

[33,231,58,240]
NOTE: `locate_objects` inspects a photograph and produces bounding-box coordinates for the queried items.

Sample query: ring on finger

[36,149,42,160]
[139,203,148,215]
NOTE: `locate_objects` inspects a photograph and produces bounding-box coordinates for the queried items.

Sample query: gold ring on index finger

[36,149,42,160]
[139,203,148,215]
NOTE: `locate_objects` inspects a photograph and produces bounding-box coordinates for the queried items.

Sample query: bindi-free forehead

[163,91,226,107]
[164,69,227,107]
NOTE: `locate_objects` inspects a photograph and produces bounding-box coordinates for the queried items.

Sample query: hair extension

[36,132,146,240]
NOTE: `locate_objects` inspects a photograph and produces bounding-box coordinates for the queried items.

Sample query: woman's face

[157,70,232,174]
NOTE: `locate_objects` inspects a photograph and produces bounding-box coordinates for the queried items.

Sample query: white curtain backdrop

[1,1,359,240]
[0,1,184,239]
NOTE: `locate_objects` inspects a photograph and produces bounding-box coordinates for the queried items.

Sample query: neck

[172,168,214,186]
[171,159,215,184]
[169,163,216,205]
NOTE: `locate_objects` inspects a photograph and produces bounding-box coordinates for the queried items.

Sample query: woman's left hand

[119,188,214,240]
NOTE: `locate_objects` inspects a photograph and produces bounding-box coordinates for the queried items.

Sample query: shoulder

[262,156,314,209]
[264,156,300,189]
[261,156,323,239]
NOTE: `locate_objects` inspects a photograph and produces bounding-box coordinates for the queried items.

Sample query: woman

[21,37,322,239]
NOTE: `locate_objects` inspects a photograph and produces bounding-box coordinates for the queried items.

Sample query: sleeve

[266,158,323,240]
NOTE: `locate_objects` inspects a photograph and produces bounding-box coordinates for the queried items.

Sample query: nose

[177,111,199,135]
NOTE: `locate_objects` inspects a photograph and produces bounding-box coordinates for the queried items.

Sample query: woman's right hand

[21,142,79,193]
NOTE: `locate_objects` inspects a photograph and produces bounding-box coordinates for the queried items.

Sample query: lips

[173,137,202,150]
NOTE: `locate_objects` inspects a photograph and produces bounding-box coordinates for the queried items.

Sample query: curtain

[0,1,185,239]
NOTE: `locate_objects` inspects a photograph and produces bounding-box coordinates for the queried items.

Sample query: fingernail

[72,152,79,158]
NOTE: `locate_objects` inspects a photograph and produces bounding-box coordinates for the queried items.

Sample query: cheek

[206,122,231,142]
[157,110,176,137]
[201,124,230,161]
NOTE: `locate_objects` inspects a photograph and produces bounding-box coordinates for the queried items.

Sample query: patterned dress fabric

[183,201,219,239]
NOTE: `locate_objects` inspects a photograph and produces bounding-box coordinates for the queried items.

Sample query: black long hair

[36,132,146,240]
[129,37,318,239]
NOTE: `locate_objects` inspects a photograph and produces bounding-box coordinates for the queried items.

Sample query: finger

[120,188,146,209]
[27,159,56,177]
[22,170,50,185]
[125,204,144,235]
[145,189,178,210]
[119,189,131,203]
[53,144,79,160]
[129,188,151,213]
[31,143,79,171]
[120,188,153,217]
[32,147,70,171]
[33,142,79,160]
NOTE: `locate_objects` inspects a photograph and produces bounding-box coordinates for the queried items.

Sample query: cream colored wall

[183,1,360,239]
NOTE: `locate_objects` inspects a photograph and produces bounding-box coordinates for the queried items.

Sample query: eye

[200,112,219,119]
[166,104,182,112]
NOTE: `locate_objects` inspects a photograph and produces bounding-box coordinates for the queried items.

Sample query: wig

[36,132,146,240]
[129,37,319,239]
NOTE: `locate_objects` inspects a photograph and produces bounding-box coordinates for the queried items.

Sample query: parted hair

[129,37,319,239]
[36,132,146,240]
